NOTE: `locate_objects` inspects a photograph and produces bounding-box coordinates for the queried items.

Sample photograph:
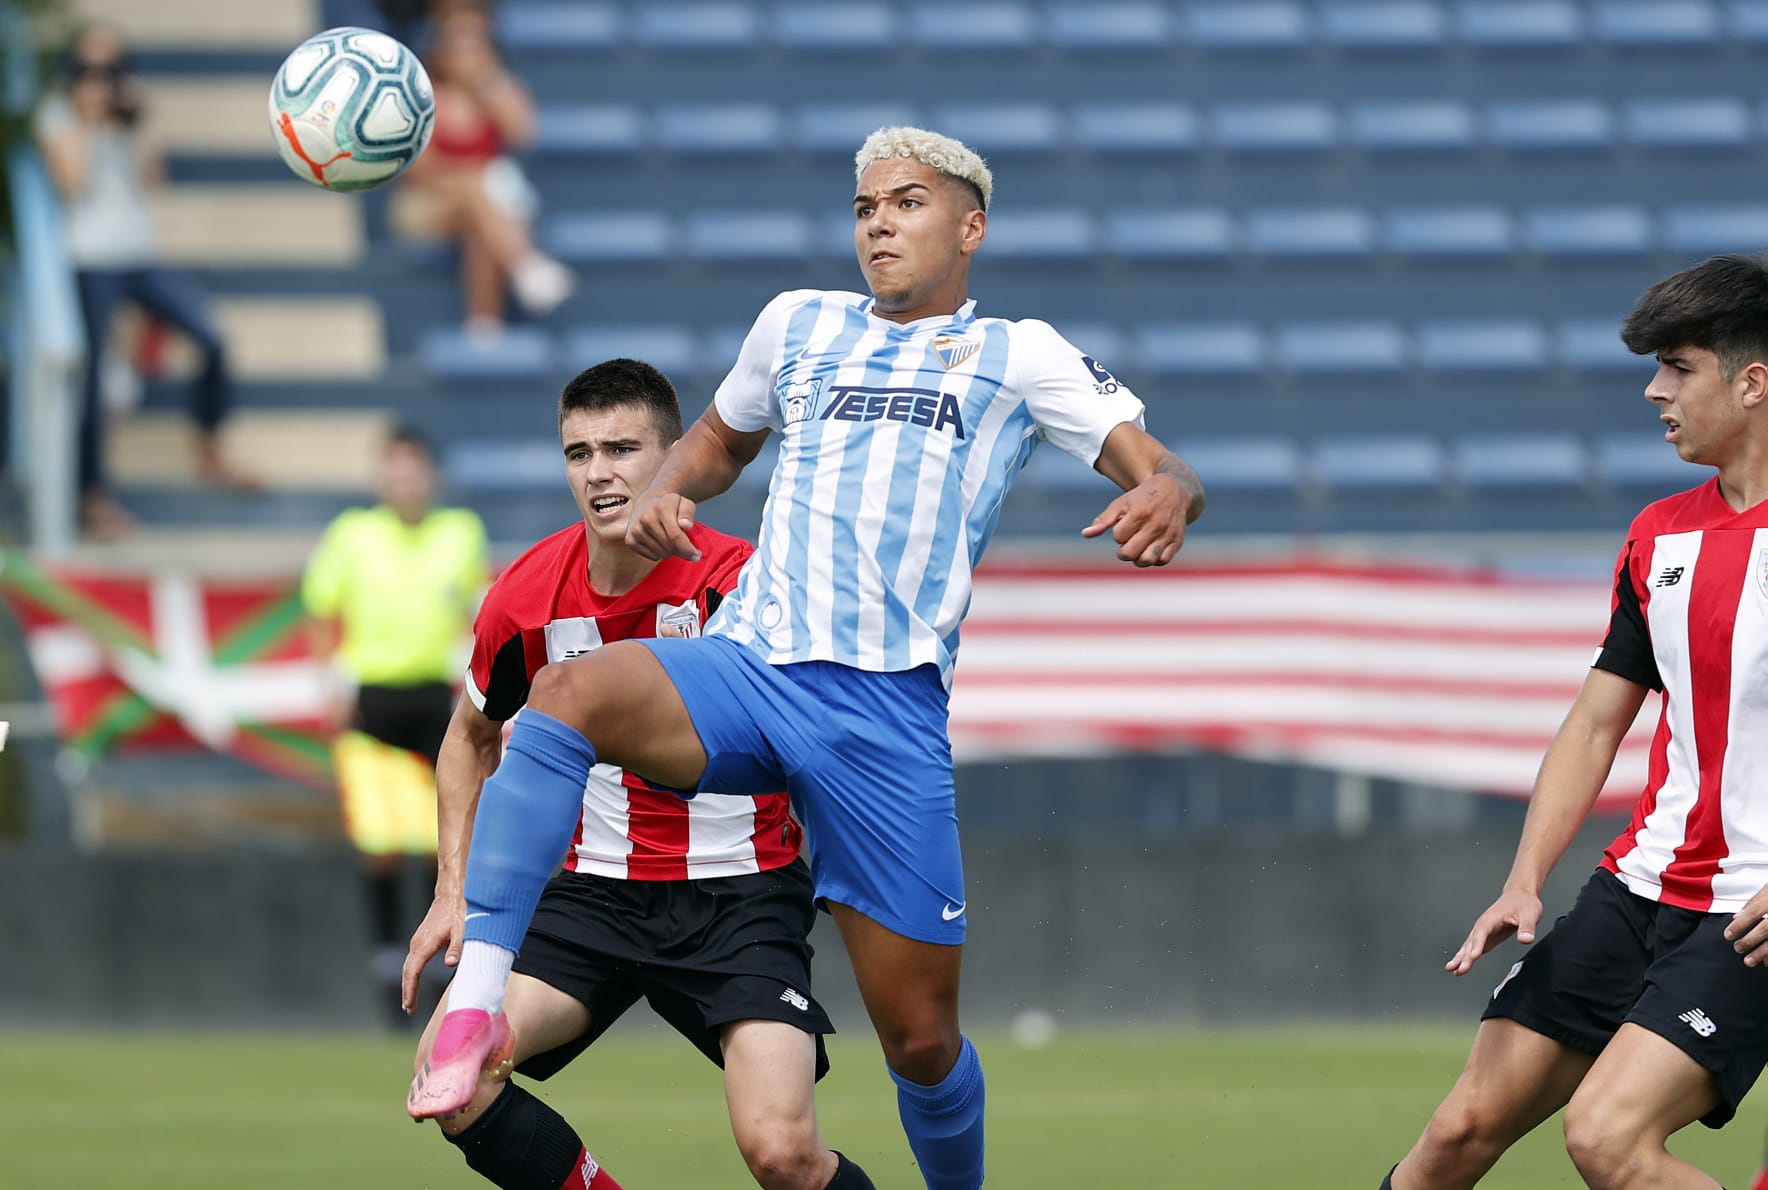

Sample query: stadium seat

[929,103,1063,153]
[532,104,645,155]
[1593,432,1695,488]
[684,212,814,261]
[1415,320,1550,372]
[1522,205,1655,256]
[1106,208,1236,259]
[1591,1,1722,45]
[1018,440,1117,492]
[1346,101,1479,153]
[1318,2,1449,49]
[563,325,702,376]
[1452,1,1585,47]
[819,211,861,258]
[1382,206,1516,257]
[1245,208,1377,257]
[1308,435,1447,491]
[1661,204,1768,254]
[907,2,1037,50]
[1183,2,1312,49]
[633,2,760,49]
[444,440,567,493]
[975,208,1095,258]
[731,436,781,492]
[1556,319,1648,372]
[543,211,676,264]
[497,3,621,51]
[703,325,751,377]
[655,103,784,153]
[1275,321,1408,374]
[1451,433,1590,492]
[1164,435,1303,494]
[1071,103,1200,153]
[1044,2,1173,49]
[419,326,555,383]
[1485,100,1616,150]
[1057,324,1129,371]
[793,103,921,152]
[1621,98,1752,147]
[1211,102,1340,153]
[773,4,896,51]
[1133,322,1267,376]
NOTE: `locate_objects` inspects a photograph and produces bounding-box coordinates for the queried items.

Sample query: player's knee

[733,1118,825,1190]
[527,658,603,723]
[1561,1105,1637,1189]
[1416,1096,1507,1171]
[881,1024,962,1087]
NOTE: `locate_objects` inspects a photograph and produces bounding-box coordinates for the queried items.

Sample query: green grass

[2,1024,1760,1188]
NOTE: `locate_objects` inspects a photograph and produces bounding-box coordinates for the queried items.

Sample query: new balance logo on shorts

[1679,1008,1717,1037]
[780,987,809,1011]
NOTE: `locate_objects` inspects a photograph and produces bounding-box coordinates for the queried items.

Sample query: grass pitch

[3,1024,1759,1188]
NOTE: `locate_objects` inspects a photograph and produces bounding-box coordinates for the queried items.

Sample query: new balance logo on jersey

[1655,566,1685,587]
[1679,1008,1717,1037]
[822,386,966,439]
[780,987,810,1011]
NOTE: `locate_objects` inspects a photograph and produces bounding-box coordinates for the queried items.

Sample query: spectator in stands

[303,424,491,1027]
[390,0,573,333]
[35,23,253,539]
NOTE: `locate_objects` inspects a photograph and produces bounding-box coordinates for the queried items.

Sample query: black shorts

[510,859,834,1082]
[1483,867,1768,1127]
[353,682,453,765]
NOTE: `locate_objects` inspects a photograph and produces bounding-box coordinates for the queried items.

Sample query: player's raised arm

[1081,421,1205,568]
[627,404,769,562]
[1445,666,1648,976]
[402,691,503,1013]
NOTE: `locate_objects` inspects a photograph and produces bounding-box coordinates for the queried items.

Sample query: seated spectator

[35,23,255,539]
[390,0,573,332]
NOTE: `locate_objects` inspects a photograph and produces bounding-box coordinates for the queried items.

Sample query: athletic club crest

[656,600,700,639]
[933,335,979,370]
[1757,546,1768,600]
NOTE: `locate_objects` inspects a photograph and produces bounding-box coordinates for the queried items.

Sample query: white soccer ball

[268,27,434,192]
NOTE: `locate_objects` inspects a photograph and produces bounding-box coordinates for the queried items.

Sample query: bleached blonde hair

[854,126,994,211]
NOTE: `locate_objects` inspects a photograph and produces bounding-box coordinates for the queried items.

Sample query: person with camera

[35,23,254,539]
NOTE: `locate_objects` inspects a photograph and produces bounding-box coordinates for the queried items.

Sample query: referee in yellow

[303,423,490,1027]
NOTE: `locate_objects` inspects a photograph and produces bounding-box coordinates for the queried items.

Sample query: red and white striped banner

[952,558,1652,810]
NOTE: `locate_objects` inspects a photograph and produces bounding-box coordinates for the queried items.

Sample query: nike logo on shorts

[942,902,965,921]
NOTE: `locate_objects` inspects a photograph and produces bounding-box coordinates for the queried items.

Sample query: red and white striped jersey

[465,522,802,881]
[1595,477,1768,912]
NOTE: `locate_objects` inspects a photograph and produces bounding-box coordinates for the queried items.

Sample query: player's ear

[1739,360,1768,409]
[959,208,986,257]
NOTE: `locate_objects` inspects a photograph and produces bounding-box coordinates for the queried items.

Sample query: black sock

[827,1151,876,1189]
[1380,1164,1397,1190]
[447,1080,584,1190]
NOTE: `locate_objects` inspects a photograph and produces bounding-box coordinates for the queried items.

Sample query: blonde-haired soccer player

[411,128,1204,1190]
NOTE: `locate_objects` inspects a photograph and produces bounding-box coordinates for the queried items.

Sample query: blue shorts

[641,634,965,946]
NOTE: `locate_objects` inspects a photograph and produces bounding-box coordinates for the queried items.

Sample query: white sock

[448,940,515,1015]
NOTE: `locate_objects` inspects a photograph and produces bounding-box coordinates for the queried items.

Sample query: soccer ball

[268,27,434,192]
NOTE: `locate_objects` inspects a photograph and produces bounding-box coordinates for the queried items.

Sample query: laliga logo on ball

[268,26,434,191]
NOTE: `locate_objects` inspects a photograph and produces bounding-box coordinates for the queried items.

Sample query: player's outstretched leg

[445,1081,623,1190]
[409,1004,516,1119]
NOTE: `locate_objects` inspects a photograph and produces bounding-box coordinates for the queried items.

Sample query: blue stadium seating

[1072,103,1200,153]
[543,211,675,264]
[1732,0,1768,40]
[1211,102,1340,152]
[1167,435,1303,494]
[929,103,1064,153]
[1319,3,1449,49]
[1485,100,1616,150]
[1593,432,1698,488]
[981,209,1095,259]
[533,105,644,155]
[419,326,555,384]
[1133,323,1267,377]
[1018,441,1117,493]
[564,325,702,376]
[907,2,1037,50]
[1451,1,1586,47]
[1309,436,1446,491]
[793,103,921,153]
[1382,207,1516,257]
[1347,101,1479,153]
[1044,2,1173,50]
[1184,2,1312,50]
[632,2,759,49]
[655,103,783,153]
[444,440,566,494]
[1415,321,1550,372]
[1452,434,1590,492]
[1621,98,1752,147]
[1661,204,1768,254]
[1557,320,1649,373]
[773,4,896,51]
[497,3,620,52]
[1106,208,1236,259]
[1245,208,1377,257]
[1275,322,1408,374]
[683,212,814,261]
[1591,1,1722,45]
[1522,205,1654,256]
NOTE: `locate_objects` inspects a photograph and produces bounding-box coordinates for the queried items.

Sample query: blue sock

[462,711,595,954]
[889,1035,985,1190]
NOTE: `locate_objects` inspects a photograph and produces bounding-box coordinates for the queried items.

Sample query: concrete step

[75,0,319,49]
[107,407,390,490]
[152,186,364,268]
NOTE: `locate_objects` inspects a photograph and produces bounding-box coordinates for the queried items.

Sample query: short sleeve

[1593,538,1662,692]
[465,580,530,720]
[300,515,350,618]
[712,290,821,433]
[1008,320,1147,468]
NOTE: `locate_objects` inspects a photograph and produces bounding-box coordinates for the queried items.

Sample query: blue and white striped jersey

[706,289,1147,684]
